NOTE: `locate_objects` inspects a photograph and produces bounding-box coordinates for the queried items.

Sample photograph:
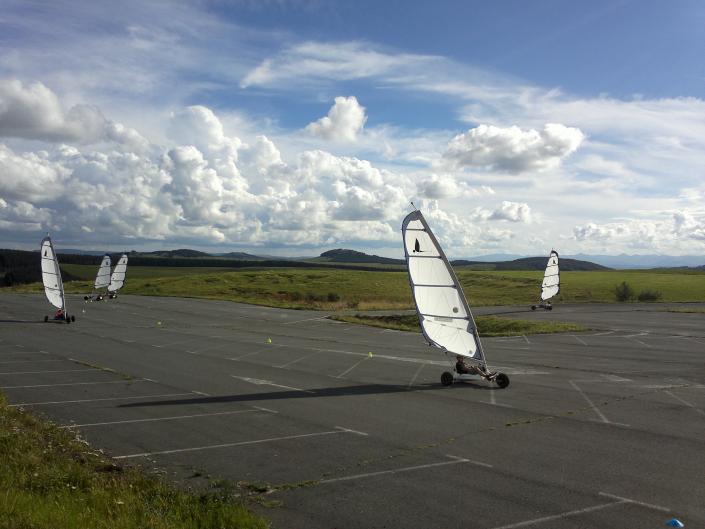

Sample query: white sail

[540,250,560,301]
[402,210,485,363]
[94,255,112,289]
[40,236,65,311]
[108,254,128,293]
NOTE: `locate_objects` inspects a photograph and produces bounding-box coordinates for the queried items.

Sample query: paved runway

[1,293,703,529]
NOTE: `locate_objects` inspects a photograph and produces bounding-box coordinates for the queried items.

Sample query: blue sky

[0,0,704,257]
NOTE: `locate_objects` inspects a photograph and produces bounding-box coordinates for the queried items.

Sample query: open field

[331,314,587,336]
[6,267,705,311]
[60,264,238,280]
[0,393,266,529]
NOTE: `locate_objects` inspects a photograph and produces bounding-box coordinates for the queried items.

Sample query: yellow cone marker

[266,337,272,343]
[157,321,162,326]
[368,351,373,358]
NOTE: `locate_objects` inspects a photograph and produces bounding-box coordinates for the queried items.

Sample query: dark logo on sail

[413,239,421,253]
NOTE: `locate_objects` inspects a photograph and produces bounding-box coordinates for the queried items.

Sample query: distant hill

[217,252,268,260]
[452,256,609,271]
[568,253,705,269]
[499,256,608,271]
[132,249,212,258]
[56,248,108,256]
[314,249,405,266]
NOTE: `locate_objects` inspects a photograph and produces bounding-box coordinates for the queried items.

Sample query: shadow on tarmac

[120,381,497,408]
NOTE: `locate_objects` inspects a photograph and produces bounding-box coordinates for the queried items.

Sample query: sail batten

[540,250,560,301]
[402,210,485,363]
[40,236,65,311]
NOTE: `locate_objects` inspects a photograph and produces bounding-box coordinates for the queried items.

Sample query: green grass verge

[0,393,268,529]
[331,314,586,337]
[6,267,705,310]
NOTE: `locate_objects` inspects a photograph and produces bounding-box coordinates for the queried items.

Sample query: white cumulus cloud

[0,79,147,149]
[443,123,584,173]
[305,96,367,142]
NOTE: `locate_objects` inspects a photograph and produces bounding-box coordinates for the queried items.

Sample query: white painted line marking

[569,380,609,424]
[600,374,632,382]
[252,405,278,414]
[665,390,705,416]
[191,390,210,396]
[480,401,518,410]
[522,334,530,345]
[490,389,497,405]
[282,316,328,325]
[320,454,487,484]
[276,351,320,369]
[0,368,95,375]
[60,409,263,428]
[229,346,278,361]
[590,331,615,336]
[114,428,349,459]
[336,357,368,378]
[623,332,648,338]
[0,379,149,389]
[571,335,588,346]
[7,392,195,407]
[407,363,425,388]
[231,375,315,394]
[488,500,627,529]
[597,492,670,512]
[334,426,368,436]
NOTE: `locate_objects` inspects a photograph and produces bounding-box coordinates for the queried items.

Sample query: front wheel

[71,315,76,322]
[44,315,48,322]
[441,371,454,386]
[495,373,510,389]
[531,305,536,311]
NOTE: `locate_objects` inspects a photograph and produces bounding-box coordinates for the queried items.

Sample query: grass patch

[7,267,705,310]
[331,314,586,337]
[0,393,268,529]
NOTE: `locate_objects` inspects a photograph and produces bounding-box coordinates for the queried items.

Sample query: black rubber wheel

[531,305,536,310]
[71,315,76,322]
[495,373,510,389]
[547,306,553,311]
[441,371,454,386]
[65,317,71,325]
[44,315,48,322]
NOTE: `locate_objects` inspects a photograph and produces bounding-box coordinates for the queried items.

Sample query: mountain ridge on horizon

[7,246,703,269]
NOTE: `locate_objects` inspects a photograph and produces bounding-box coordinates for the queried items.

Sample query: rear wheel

[495,373,510,389]
[531,305,536,310]
[71,315,76,322]
[44,315,48,322]
[547,306,553,311]
[441,371,454,386]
